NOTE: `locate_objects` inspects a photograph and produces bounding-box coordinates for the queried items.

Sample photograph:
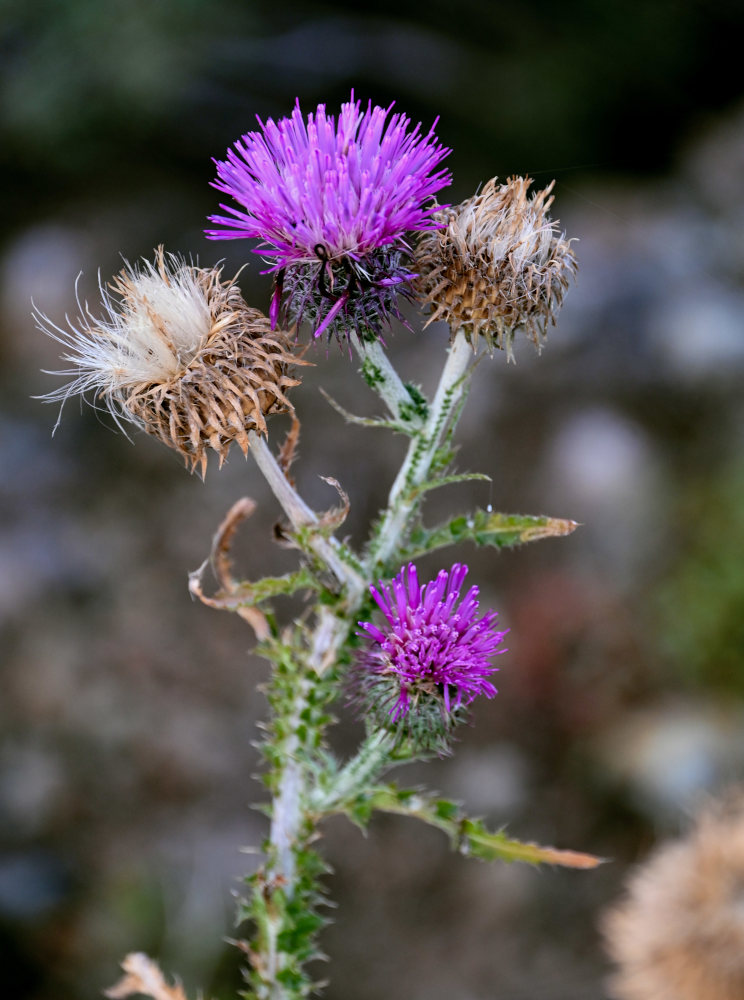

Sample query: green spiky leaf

[402,509,579,560]
[324,784,601,870]
[410,472,492,499]
[220,567,321,609]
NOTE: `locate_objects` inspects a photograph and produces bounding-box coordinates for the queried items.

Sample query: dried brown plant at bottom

[603,795,744,1000]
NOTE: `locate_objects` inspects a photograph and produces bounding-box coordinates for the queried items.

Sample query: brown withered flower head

[36,248,302,475]
[415,176,577,356]
[603,794,744,1000]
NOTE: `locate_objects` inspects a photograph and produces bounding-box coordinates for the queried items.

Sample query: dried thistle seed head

[36,248,302,475]
[603,795,744,1000]
[415,176,577,357]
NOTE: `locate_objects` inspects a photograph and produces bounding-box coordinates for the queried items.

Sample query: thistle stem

[249,432,364,597]
[267,684,309,895]
[366,328,475,570]
[350,333,425,428]
[311,730,395,813]
[268,606,365,893]
[249,431,317,525]
[252,330,476,998]
[256,605,365,1000]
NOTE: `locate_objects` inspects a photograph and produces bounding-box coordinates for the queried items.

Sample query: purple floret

[357,563,508,724]
[207,94,451,267]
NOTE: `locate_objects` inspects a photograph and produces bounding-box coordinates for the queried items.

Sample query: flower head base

[355,563,507,751]
[603,795,744,1000]
[35,248,302,476]
[416,176,577,357]
[276,243,420,346]
[206,94,451,343]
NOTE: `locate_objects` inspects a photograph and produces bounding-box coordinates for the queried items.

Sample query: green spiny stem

[245,332,479,997]
[365,328,476,571]
[267,675,313,895]
[265,607,357,889]
[251,599,372,998]
[248,630,336,1000]
[350,332,426,429]
[310,730,395,814]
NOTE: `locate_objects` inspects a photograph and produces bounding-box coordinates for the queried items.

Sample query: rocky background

[3,2,744,998]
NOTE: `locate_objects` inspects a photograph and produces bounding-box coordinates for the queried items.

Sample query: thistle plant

[36,93,594,1000]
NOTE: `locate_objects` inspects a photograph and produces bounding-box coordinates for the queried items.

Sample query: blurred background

[2,1,744,997]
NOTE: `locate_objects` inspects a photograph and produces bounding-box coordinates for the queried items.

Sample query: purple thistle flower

[356,563,507,748]
[206,93,451,343]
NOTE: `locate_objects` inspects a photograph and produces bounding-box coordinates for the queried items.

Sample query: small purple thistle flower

[206,93,451,343]
[356,563,508,749]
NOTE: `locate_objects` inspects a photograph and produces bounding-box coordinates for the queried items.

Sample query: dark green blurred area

[2,0,743,217]
[3,2,744,999]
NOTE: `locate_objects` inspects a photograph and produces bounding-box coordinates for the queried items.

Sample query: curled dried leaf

[211,497,258,590]
[188,498,270,640]
[317,476,350,532]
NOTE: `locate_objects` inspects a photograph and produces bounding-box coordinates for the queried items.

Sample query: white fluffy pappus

[34,247,302,475]
[34,250,214,433]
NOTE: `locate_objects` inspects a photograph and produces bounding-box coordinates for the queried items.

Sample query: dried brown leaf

[105,953,191,1000]
[189,554,270,642]
[211,497,257,590]
[278,412,302,476]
